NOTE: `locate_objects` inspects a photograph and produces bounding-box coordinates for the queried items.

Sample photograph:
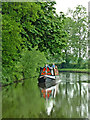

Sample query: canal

[2,72,89,118]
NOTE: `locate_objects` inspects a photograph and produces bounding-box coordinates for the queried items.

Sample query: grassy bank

[58,69,90,74]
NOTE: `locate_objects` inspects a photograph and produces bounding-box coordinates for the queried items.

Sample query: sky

[55,0,90,14]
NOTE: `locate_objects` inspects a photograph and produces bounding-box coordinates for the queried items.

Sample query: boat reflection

[38,81,60,115]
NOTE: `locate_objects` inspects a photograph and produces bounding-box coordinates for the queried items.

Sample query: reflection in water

[38,82,59,115]
[60,72,89,82]
[2,72,89,118]
[38,72,88,118]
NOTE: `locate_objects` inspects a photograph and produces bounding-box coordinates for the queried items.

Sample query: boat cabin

[40,65,59,76]
[40,66,55,76]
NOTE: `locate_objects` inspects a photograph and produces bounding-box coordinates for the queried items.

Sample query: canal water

[2,72,89,118]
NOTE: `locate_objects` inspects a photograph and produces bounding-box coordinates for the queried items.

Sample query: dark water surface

[2,72,89,118]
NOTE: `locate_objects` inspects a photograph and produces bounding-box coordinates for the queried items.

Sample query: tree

[33,2,67,60]
[67,5,88,64]
[2,2,41,67]
[62,5,88,67]
[2,2,43,83]
[61,16,74,65]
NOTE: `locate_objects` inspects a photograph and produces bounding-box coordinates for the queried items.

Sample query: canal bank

[59,69,90,74]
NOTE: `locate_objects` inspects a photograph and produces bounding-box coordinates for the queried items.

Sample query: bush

[2,48,47,85]
[18,48,47,79]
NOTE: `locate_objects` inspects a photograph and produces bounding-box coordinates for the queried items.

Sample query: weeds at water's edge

[1,76,38,87]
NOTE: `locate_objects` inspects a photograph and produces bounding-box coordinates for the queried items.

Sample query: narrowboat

[38,65,59,83]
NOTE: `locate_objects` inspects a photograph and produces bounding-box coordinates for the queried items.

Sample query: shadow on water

[2,72,89,118]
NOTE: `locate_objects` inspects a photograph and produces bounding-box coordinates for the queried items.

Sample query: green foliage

[2,2,45,84]
[68,5,87,58]
[2,48,46,84]
[30,2,67,57]
[59,62,88,69]
[2,2,88,85]
[62,5,88,67]
[2,2,42,68]
[2,14,23,67]
[15,48,46,79]
[2,2,67,85]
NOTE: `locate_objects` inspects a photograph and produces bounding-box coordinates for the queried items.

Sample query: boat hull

[38,80,56,88]
[38,75,55,83]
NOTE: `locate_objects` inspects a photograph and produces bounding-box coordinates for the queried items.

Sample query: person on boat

[45,64,50,68]
[51,63,55,75]
[55,65,59,75]
[52,63,55,69]
[52,64,59,75]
